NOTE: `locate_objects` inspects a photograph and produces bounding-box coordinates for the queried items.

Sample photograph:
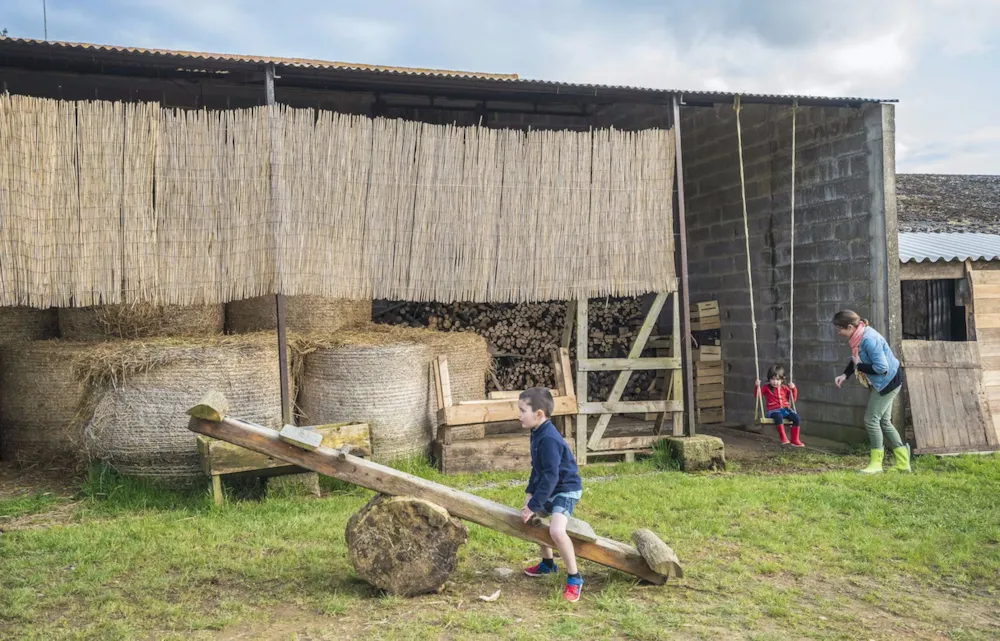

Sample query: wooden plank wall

[900,340,997,454]
[968,268,1000,448]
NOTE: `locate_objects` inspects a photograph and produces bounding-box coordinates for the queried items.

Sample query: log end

[631,528,683,580]
[187,390,231,423]
[346,494,468,597]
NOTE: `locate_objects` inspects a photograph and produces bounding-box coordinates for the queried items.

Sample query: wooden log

[346,494,467,596]
[187,412,665,584]
[187,390,230,422]
[197,423,370,476]
[631,529,683,579]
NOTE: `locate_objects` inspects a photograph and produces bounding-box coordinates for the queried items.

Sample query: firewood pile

[376,297,658,400]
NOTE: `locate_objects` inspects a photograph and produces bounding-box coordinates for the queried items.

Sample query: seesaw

[187,392,681,595]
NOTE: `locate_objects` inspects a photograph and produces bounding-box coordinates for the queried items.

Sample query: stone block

[666,435,726,472]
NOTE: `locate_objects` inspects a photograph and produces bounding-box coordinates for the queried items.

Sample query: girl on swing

[755,365,804,447]
[832,310,911,474]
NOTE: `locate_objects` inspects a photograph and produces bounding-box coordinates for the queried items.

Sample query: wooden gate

[901,340,1000,454]
[574,288,685,464]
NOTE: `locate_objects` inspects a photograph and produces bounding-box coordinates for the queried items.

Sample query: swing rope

[789,100,797,412]
[736,97,798,422]
[734,96,766,422]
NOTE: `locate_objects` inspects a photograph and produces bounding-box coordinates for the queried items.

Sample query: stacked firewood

[375,298,658,400]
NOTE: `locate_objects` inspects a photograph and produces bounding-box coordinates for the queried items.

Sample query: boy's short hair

[766,364,786,381]
[519,387,554,418]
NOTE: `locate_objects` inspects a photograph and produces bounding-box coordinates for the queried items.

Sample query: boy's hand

[788,383,796,389]
[755,379,761,387]
[521,506,534,524]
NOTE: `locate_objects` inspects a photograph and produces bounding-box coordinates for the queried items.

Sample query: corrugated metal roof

[0,37,896,105]
[0,37,519,80]
[899,232,1000,263]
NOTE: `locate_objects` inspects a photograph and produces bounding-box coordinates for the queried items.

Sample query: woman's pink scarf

[849,321,867,361]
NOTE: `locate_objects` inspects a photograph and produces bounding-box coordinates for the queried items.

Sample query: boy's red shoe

[776,424,790,445]
[789,426,805,448]
[563,576,583,602]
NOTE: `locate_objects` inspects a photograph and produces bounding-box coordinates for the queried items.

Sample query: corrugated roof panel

[898,232,1000,263]
[0,37,896,104]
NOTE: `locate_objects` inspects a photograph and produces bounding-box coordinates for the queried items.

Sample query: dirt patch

[0,462,84,499]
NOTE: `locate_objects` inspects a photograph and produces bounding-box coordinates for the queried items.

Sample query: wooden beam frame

[434,349,578,431]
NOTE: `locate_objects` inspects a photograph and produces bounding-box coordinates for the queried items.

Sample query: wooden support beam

[579,401,683,415]
[578,357,680,372]
[587,292,668,450]
[188,413,665,584]
[552,347,575,439]
[561,301,577,349]
[576,298,589,465]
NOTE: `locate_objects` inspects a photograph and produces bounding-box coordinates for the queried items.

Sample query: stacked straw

[226,295,371,334]
[0,95,677,307]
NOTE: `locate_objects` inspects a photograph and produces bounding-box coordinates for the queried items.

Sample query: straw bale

[0,307,59,347]
[82,334,282,485]
[296,335,434,462]
[226,295,371,334]
[416,330,490,422]
[346,494,467,597]
[0,341,91,464]
[58,303,224,341]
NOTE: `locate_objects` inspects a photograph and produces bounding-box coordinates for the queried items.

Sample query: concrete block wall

[680,102,895,443]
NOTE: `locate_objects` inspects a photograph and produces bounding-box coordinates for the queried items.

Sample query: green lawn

[1,452,999,640]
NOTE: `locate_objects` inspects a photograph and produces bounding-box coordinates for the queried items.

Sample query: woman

[832,310,911,474]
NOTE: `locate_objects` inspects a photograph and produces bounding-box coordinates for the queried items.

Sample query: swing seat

[756,418,794,426]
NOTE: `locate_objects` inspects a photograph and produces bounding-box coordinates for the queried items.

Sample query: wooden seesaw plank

[186,402,667,584]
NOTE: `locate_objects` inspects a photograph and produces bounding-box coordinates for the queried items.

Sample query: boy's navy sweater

[525,419,582,513]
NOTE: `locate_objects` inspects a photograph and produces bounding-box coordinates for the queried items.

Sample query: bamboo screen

[0,96,676,307]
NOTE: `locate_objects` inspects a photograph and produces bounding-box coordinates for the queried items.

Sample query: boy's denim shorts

[542,493,578,517]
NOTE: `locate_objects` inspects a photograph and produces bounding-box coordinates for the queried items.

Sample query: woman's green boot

[859,449,884,474]
[889,444,912,473]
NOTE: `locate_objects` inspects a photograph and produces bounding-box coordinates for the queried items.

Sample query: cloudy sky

[5,0,1000,174]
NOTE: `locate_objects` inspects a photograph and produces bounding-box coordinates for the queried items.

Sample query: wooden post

[212,474,224,507]
[673,95,697,436]
[265,62,292,426]
[552,348,575,439]
[188,413,667,584]
[671,288,684,436]
[575,299,588,465]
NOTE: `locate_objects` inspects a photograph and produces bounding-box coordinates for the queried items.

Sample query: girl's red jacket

[755,384,798,411]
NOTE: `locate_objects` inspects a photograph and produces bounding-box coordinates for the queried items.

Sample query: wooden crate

[690,318,721,331]
[690,301,719,316]
[697,408,726,425]
[693,347,722,362]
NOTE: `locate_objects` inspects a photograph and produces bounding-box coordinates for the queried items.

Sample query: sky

[4,0,1000,174]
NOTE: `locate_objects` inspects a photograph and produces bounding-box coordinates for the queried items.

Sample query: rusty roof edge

[0,37,897,104]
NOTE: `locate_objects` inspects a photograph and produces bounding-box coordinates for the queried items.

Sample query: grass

[1,453,999,640]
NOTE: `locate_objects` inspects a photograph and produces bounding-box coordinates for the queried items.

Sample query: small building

[897,173,1000,454]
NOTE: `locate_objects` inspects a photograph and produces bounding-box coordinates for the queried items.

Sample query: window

[901,278,968,341]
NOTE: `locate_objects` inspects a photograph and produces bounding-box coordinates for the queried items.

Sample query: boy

[517,387,584,602]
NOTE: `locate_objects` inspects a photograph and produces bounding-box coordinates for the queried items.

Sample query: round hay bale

[58,303,224,341]
[0,341,91,464]
[346,494,467,597]
[0,307,59,347]
[226,296,371,334]
[82,334,283,485]
[296,333,433,462]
